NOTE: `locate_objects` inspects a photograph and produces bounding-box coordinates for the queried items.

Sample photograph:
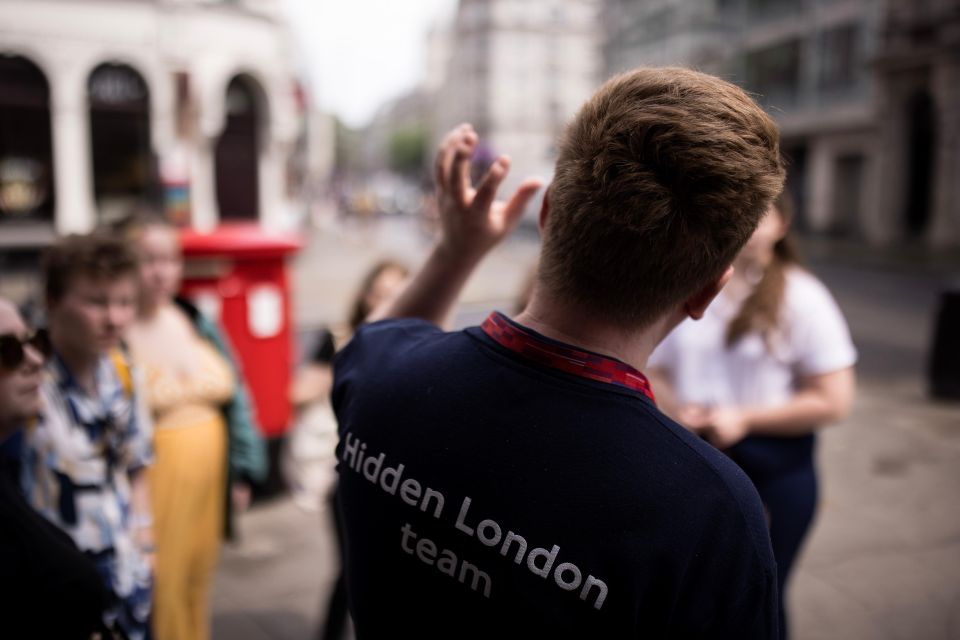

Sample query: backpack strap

[109,347,134,398]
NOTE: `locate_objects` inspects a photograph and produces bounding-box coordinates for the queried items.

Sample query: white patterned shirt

[22,350,153,604]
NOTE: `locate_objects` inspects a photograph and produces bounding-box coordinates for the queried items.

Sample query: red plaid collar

[480,312,656,403]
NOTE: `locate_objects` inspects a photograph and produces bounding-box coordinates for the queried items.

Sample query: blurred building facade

[0,0,323,273]
[432,0,604,203]
[604,0,960,248]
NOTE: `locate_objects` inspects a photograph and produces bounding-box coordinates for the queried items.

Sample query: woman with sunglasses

[0,296,110,638]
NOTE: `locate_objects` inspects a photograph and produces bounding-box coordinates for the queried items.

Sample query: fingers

[434,126,465,189]
[500,177,545,229]
[435,124,477,205]
[472,156,511,214]
[433,126,543,241]
[451,131,478,205]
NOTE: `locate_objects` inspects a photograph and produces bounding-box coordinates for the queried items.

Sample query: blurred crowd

[0,209,412,640]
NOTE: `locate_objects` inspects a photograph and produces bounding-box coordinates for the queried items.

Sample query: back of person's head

[110,204,173,240]
[43,233,139,305]
[111,205,183,308]
[348,260,410,331]
[540,66,786,330]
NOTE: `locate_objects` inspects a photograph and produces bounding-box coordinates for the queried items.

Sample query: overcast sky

[280,0,457,128]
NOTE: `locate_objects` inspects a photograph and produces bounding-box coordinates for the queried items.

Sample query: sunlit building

[603,0,959,248]
[0,0,314,290]
[433,0,604,202]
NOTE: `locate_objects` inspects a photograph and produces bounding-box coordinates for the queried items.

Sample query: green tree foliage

[388,125,428,177]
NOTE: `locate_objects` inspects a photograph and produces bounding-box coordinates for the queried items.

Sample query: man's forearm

[372,243,483,328]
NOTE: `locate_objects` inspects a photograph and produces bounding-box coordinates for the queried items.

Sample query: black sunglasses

[0,328,52,370]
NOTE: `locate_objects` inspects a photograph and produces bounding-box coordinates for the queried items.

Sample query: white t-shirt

[648,267,857,409]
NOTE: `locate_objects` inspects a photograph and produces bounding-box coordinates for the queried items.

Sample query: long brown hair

[725,191,801,348]
[348,260,410,331]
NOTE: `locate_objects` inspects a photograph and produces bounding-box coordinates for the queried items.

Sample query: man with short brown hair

[22,233,154,640]
[333,67,785,638]
[542,66,784,329]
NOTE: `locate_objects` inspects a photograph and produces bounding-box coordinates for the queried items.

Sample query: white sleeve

[788,272,857,377]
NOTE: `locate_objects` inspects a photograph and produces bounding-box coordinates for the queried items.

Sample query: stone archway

[215,74,267,221]
[88,62,156,224]
[0,54,54,222]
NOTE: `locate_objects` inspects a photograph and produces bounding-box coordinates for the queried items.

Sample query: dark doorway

[904,91,935,237]
[88,63,156,224]
[0,55,54,222]
[215,75,264,221]
[830,153,864,238]
[781,144,808,232]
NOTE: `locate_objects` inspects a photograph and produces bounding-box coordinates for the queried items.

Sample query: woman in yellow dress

[122,214,266,640]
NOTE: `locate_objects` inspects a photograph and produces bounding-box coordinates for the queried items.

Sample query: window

[0,55,54,223]
[818,24,861,91]
[747,0,801,18]
[830,153,864,238]
[88,63,156,223]
[216,75,265,221]
[745,39,801,105]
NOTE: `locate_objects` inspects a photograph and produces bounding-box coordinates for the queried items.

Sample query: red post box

[178,223,301,439]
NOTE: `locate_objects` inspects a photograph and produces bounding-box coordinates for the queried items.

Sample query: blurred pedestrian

[346,260,410,334]
[333,67,786,638]
[21,234,154,639]
[286,326,338,511]
[120,212,267,640]
[0,296,111,639]
[647,192,857,639]
[311,259,409,640]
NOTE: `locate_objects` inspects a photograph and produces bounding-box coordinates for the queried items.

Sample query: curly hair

[43,233,139,303]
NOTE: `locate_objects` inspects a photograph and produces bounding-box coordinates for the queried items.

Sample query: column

[190,137,218,232]
[804,138,834,233]
[258,139,292,231]
[872,74,907,245]
[150,66,178,178]
[191,63,227,232]
[50,64,96,235]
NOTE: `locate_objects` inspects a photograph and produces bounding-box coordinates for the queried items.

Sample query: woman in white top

[648,192,856,640]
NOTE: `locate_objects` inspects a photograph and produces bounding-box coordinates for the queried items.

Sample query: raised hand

[368,124,542,327]
[434,124,543,264]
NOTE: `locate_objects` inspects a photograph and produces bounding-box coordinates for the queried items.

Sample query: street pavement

[212,215,960,640]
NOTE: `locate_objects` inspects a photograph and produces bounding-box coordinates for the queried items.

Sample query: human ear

[684,265,734,320]
[538,187,552,232]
